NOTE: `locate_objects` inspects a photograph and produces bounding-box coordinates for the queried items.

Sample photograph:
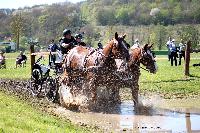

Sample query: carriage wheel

[44,76,58,102]
[29,69,42,96]
[53,76,60,103]
[28,77,41,96]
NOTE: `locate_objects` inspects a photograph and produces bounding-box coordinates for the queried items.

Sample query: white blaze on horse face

[147,49,158,73]
[115,59,128,72]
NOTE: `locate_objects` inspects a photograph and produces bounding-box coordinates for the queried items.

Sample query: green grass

[0,58,31,79]
[0,91,90,133]
[0,52,200,96]
[0,52,48,79]
[139,54,200,98]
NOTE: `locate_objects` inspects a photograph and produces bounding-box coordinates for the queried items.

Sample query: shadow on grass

[189,74,200,78]
[141,76,200,84]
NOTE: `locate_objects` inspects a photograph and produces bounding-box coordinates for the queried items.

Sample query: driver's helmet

[63,29,71,36]
[75,33,83,39]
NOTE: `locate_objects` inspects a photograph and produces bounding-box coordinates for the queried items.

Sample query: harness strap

[83,49,106,72]
[131,48,150,73]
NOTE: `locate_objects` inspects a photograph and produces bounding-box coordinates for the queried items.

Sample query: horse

[105,44,158,107]
[61,32,130,105]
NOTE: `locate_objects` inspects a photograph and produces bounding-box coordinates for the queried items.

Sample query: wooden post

[185,112,192,133]
[184,41,191,76]
[30,44,35,72]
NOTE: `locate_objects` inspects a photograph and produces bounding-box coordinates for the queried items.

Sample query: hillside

[0,0,200,50]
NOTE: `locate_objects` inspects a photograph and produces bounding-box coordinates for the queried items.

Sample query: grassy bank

[0,91,90,133]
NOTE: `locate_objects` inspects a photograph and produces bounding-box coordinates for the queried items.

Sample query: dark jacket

[16,54,27,64]
[74,41,87,46]
[59,37,76,54]
[48,43,60,52]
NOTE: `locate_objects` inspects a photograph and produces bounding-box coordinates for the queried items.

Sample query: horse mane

[130,47,142,62]
[102,39,114,57]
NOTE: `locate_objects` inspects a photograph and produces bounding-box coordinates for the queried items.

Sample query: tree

[116,8,130,25]
[96,9,116,26]
[10,13,25,51]
[178,25,199,48]
[19,36,28,51]
[150,25,167,50]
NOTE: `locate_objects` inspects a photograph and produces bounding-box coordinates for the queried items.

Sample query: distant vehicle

[0,42,16,52]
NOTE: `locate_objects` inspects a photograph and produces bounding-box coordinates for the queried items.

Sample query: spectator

[16,51,27,68]
[0,51,5,68]
[59,29,76,54]
[178,39,186,65]
[169,39,177,66]
[166,37,172,61]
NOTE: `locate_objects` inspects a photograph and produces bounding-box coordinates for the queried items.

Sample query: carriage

[27,33,158,111]
[28,51,63,102]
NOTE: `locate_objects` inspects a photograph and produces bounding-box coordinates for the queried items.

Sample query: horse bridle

[132,48,152,73]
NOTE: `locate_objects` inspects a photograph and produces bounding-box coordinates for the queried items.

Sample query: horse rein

[132,48,151,73]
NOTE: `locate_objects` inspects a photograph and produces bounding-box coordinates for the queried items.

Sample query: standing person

[166,37,172,61]
[74,33,86,46]
[48,39,60,65]
[178,39,186,65]
[59,29,76,54]
[169,39,177,66]
[48,39,60,52]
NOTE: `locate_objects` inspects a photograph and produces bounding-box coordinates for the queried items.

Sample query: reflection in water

[119,101,135,130]
[118,101,200,132]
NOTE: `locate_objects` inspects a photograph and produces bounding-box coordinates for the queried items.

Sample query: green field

[0,52,46,79]
[139,53,200,98]
[0,91,90,133]
[0,52,200,96]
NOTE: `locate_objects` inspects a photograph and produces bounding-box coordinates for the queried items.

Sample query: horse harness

[83,48,112,72]
[131,48,151,73]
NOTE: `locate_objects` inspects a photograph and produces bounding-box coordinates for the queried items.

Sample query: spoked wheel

[44,76,59,102]
[28,78,41,96]
[29,69,42,96]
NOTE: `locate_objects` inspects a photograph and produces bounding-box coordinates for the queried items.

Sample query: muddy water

[51,99,200,133]
[117,101,200,133]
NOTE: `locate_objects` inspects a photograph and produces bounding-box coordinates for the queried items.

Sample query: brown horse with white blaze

[62,32,130,103]
[107,44,158,107]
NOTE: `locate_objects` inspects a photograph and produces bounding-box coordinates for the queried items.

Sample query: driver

[59,29,76,54]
